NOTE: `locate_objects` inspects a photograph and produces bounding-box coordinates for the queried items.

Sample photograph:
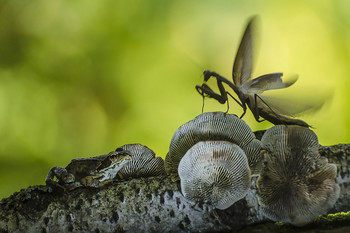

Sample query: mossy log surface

[0,144,350,233]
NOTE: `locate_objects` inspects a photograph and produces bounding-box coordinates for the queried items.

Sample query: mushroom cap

[118,144,166,179]
[166,112,260,177]
[243,139,263,174]
[178,140,251,210]
[260,124,319,154]
[257,125,340,226]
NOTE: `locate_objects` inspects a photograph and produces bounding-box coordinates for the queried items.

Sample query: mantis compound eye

[178,141,251,210]
[257,125,340,226]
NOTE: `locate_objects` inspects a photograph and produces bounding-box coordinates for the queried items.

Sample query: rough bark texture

[0,144,350,233]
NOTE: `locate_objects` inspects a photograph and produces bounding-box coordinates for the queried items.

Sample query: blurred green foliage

[0,0,350,199]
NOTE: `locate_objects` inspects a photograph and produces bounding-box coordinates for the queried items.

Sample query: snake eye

[178,141,251,210]
[257,125,340,226]
[115,147,124,152]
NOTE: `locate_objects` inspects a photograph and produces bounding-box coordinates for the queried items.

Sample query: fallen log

[0,144,349,233]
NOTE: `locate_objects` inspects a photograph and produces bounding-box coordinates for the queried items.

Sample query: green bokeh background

[1,0,350,199]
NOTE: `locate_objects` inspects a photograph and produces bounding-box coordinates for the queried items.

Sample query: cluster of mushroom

[165,112,340,226]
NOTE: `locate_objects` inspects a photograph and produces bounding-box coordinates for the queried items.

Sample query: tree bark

[0,144,349,233]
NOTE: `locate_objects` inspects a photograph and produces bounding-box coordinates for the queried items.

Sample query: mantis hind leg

[254,94,285,124]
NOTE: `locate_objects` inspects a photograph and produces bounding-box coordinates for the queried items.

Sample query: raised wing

[232,16,258,86]
[247,73,298,93]
[253,94,325,117]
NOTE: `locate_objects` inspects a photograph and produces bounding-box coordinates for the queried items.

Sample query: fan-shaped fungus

[117,144,166,179]
[178,141,251,209]
[257,125,340,226]
[165,112,262,178]
[46,144,166,190]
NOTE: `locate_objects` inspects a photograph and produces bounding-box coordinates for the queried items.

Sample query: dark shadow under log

[1,144,350,233]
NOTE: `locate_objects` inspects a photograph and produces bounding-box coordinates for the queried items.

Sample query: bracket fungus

[165,112,262,209]
[257,125,340,226]
[165,112,262,178]
[117,144,166,179]
[46,144,165,190]
[178,140,251,209]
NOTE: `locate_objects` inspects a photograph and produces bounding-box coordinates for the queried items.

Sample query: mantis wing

[232,16,258,86]
[247,73,298,93]
[253,93,325,117]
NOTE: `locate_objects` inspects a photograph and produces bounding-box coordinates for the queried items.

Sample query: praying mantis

[196,16,311,127]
